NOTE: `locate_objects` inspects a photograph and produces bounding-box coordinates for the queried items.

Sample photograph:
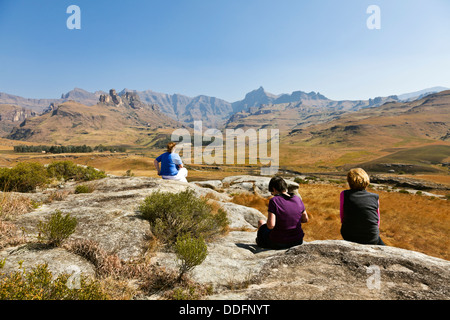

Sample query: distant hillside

[225,92,399,133]
[131,89,233,128]
[354,145,450,174]
[288,90,450,148]
[397,86,449,101]
[7,89,183,146]
[0,88,104,113]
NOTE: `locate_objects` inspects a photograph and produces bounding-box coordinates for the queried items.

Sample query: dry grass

[0,193,34,249]
[233,184,450,261]
[0,220,27,249]
[64,239,211,299]
[298,184,343,242]
[0,193,34,220]
[377,191,450,260]
[231,192,271,215]
[45,190,73,203]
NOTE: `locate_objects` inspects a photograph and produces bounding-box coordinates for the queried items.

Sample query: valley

[0,86,448,188]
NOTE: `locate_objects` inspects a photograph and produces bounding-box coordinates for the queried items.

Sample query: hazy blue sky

[0,0,449,102]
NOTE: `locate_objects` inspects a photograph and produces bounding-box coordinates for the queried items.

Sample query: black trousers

[256,224,303,250]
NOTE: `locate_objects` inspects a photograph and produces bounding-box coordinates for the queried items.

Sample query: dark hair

[268,176,287,193]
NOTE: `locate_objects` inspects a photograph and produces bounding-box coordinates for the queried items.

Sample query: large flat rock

[2,175,449,300]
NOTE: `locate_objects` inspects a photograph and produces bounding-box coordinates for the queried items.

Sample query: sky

[0,0,449,102]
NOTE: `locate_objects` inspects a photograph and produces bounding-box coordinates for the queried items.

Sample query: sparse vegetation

[74,184,94,194]
[0,263,108,300]
[65,238,212,300]
[294,177,309,184]
[0,192,34,219]
[37,210,77,247]
[0,220,27,250]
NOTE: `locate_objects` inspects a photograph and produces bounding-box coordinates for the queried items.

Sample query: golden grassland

[1,140,448,261]
[232,184,450,261]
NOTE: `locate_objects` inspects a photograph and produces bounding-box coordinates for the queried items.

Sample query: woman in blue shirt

[154,142,188,182]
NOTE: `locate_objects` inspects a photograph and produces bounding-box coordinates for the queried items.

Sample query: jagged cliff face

[134,90,233,129]
[0,105,36,137]
[6,90,183,145]
[99,89,159,111]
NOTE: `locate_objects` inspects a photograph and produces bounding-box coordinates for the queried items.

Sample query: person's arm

[340,191,345,223]
[301,210,309,223]
[154,159,161,176]
[172,153,184,169]
[377,199,381,227]
[267,212,276,230]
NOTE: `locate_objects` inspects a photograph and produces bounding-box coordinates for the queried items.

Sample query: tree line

[13,144,127,154]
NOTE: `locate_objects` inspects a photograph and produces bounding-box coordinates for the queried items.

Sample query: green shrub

[0,263,108,300]
[37,210,77,247]
[175,233,208,277]
[0,162,49,193]
[139,189,228,244]
[46,161,79,180]
[294,177,309,184]
[47,161,106,182]
[74,184,94,194]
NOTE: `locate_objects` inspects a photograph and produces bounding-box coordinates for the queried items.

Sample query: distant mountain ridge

[6,89,182,146]
[0,86,448,131]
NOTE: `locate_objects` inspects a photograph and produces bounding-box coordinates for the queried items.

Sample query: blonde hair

[167,142,177,153]
[347,168,370,190]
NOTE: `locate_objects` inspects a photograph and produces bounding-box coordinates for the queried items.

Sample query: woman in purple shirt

[256,177,309,249]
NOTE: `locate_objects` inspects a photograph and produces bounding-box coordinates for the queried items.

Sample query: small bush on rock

[74,184,94,194]
[139,189,228,244]
[175,233,208,278]
[37,210,77,247]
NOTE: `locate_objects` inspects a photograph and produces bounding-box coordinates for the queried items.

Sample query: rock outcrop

[0,105,37,136]
[1,175,449,300]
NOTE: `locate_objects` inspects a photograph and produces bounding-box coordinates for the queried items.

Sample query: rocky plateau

[1,175,449,300]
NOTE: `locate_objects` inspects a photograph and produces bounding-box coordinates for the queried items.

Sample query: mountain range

[0,85,449,158]
[1,86,448,130]
[5,89,182,146]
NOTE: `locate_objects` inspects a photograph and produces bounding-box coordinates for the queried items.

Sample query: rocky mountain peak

[99,89,122,106]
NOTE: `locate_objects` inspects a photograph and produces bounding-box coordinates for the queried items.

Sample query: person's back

[340,168,384,246]
[256,176,309,250]
[340,189,380,244]
[269,193,305,245]
[154,142,188,183]
[157,152,182,176]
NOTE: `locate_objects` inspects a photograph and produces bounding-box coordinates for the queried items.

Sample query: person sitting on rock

[340,168,385,246]
[256,176,309,249]
[154,142,188,183]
